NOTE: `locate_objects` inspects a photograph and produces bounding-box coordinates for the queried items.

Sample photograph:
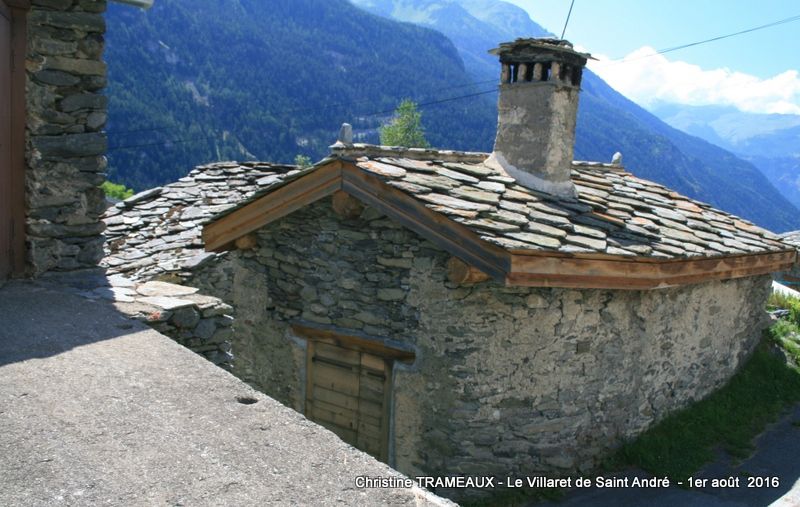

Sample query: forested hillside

[105,0,495,189]
[105,0,800,231]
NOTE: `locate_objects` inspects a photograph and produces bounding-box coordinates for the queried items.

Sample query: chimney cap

[490,38,593,63]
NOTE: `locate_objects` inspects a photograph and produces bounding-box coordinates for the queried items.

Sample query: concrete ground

[6,277,800,507]
[0,281,451,506]
[536,405,800,507]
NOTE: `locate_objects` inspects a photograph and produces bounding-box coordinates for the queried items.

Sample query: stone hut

[102,39,796,493]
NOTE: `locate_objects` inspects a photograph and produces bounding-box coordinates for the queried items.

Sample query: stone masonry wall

[25,0,108,274]
[186,197,771,497]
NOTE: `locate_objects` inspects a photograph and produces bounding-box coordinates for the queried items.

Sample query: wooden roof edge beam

[331,190,364,219]
[202,162,343,252]
[505,249,797,290]
[447,257,491,285]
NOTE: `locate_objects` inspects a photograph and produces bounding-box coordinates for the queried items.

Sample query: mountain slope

[652,103,800,211]
[350,0,548,81]
[105,0,800,232]
[577,77,800,230]
[651,103,800,155]
[350,0,800,232]
[105,0,495,189]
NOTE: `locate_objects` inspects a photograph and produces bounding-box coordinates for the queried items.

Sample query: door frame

[0,0,29,279]
[292,324,415,465]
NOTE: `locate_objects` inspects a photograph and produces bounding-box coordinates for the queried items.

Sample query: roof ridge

[331,144,490,163]
[330,144,627,173]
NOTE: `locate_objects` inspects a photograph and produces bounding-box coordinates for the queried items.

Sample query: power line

[106,87,500,153]
[600,12,800,65]
[108,133,219,152]
[361,88,497,117]
[106,79,499,138]
[106,125,175,136]
[560,0,576,40]
[281,78,498,116]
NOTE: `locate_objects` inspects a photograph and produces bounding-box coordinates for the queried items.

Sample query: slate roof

[781,231,800,249]
[102,161,302,280]
[103,146,791,282]
[333,145,787,258]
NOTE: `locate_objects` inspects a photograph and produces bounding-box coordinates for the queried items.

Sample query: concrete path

[537,405,800,507]
[0,281,451,506]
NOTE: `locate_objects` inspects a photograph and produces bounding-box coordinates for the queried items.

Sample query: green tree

[294,154,313,168]
[101,180,134,200]
[379,99,429,148]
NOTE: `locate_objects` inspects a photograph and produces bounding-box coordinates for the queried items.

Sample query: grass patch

[767,290,795,310]
[606,298,800,483]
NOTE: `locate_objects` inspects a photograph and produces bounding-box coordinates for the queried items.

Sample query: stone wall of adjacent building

[186,197,771,498]
[25,0,108,274]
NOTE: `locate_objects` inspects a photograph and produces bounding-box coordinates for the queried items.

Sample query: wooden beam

[331,189,363,219]
[447,256,490,285]
[507,249,797,290]
[340,162,510,281]
[201,158,796,290]
[202,162,343,251]
[292,324,416,363]
[234,233,257,250]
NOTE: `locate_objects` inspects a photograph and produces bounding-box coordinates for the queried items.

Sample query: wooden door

[0,5,12,280]
[306,341,391,461]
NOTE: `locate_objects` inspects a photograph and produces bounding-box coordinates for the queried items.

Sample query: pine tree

[379,99,429,148]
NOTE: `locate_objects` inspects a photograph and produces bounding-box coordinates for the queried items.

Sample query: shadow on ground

[0,273,132,367]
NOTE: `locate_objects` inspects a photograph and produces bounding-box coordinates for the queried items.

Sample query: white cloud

[587,46,800,115]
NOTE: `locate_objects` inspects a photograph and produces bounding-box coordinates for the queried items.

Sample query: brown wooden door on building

[305,341,391,461]
[0,5,12,280]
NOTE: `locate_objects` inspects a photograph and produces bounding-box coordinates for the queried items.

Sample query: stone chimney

[486,38,590,198]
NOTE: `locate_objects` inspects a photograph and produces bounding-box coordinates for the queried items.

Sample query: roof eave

[505,248,797,290]
[201,159,796,290]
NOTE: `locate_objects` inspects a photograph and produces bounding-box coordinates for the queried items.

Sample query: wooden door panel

[305,341,391,462]
[308,401,358,431]
[360,353,385,372]
[311,385,359,411]
[315,342,360,365]
[312,360,360,396]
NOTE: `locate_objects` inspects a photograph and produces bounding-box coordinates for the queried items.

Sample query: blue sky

[505,0,800,114]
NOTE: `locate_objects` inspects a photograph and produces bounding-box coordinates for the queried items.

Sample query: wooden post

[447,256,490,285]
[332,190,364,219]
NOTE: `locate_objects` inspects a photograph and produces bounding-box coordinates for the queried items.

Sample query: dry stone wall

[185,197,771,496]
[25,0,108,274]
